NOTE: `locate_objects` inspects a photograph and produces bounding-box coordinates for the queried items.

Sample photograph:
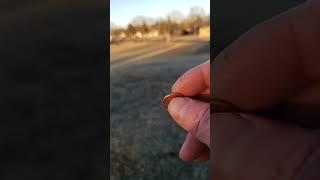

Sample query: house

[135,31,142,39]
[198,26,210,38]
[144,30,159,38]
[110,29,127,43]
[119,32,126,39]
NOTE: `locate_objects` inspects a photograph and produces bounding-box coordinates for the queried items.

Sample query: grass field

[110,37,210,180]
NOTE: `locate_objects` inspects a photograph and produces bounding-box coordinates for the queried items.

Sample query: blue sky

[110,0,210,27]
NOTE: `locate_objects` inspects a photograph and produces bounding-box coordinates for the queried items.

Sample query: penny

[162,93,184,109]
[163,94,320,129]
[162,93,237,113]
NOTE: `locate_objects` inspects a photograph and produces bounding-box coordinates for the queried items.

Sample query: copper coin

[162,93,184,110]
[162,93,238,112]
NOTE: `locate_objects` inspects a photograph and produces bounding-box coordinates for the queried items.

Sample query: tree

[158,17,176,35]
[188,6,207,19]
[126,24,136,37]
[142,22,149,34]
[130,16,155,26]
[192,16,203,34]
[166,10,184,23]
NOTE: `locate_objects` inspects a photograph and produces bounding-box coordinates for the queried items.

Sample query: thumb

[167,97,210,147]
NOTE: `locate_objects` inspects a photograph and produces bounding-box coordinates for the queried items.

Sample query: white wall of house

[199,26,210,38]
[135,32,142,38]
[119,32,126,39]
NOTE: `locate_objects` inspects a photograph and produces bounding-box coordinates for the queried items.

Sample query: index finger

[172,60,210,96]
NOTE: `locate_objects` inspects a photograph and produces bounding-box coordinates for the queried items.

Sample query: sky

[110,0,210,27]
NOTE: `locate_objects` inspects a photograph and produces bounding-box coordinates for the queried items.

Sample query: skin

[167,0,320,179]
[169,60,210,161]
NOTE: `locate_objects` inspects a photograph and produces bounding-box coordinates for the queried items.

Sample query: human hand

[166,60,210,162]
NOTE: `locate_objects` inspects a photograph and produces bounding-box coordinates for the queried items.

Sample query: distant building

[135,31,143,38]
[199,26,210,38]
[119,32,126,39]
[144,30,159,38]
[110,29,127,43]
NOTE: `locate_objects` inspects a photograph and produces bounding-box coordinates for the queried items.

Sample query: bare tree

[130,16,155,26]
[142,22,149,34]
[166,10,184,23]
[188,6,207,19]
[126,24,136,37]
